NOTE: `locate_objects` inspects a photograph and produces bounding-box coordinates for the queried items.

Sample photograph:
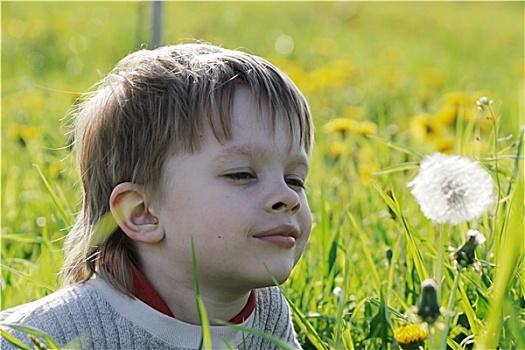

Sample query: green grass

[2,2,524,349]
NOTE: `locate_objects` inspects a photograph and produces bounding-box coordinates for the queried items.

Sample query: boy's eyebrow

[214,144,310,171]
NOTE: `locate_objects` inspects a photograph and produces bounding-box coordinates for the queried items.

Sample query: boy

[1,43,313,349]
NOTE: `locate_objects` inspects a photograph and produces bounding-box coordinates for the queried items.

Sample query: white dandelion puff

[466,229,486,245]
[453,229,487,268]
[408,153,496,225]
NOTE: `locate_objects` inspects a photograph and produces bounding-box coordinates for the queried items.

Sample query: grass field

[1,2,524,349]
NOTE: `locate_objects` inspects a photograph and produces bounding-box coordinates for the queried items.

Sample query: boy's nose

[264,182,301,214]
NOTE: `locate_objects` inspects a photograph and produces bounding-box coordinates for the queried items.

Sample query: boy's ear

[109,183,164,243]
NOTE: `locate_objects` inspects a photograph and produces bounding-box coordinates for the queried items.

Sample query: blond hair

[62,43,313,295]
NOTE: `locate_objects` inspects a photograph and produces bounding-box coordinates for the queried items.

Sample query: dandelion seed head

[453,229,486,268]
[408,153,495,225]
[417,279,440,325]
[467,229,486,245]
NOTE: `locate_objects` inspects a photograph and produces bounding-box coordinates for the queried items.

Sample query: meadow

[1,2,524,349]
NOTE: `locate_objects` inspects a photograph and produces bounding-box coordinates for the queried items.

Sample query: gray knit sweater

[0,278,301,349]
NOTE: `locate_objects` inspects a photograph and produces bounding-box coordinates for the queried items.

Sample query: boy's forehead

[229,87,304,147]
[213,142,310,171]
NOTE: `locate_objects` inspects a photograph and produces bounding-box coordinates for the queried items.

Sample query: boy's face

[154,86,312,293]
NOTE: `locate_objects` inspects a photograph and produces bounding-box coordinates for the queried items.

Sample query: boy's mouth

[252,224,299,248]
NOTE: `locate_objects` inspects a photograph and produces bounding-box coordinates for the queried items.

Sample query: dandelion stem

[440,268,462,349]
[435,223,448,301]
[488,105,501,235]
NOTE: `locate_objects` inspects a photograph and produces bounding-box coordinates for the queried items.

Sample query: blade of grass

[1,233,43,243]
[287,299,328,350]
[347,212,381,291]
[265,265,328,350]
[440,269,462,349]
[373,162,420,176]
[341,323,355,350]
[0,329,32,350]
[367,135,423,158]
[477,174,524,348]
[2,324,60,350]
[214,320,297,350]
[457,275,479,337]
[386,230,404,306]
[33,164,72,228]
[191,238,212,350]
[372,182,430,281]
[371,181,437,256]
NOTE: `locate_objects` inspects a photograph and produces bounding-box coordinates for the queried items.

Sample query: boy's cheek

[301,202,313,233]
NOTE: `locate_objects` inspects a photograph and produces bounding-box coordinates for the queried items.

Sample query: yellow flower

[8,125,42,147]
[409,113,445,143]
[434,136,455,154]
[394,324,428,350]
[327,141,345,158]
[49,162,66,179]
[445,91,470,106]
[322,118,358,135]
[356,120,378,135]
[322,118,377,136]
[434,104,458,126]
[308,58,354,92]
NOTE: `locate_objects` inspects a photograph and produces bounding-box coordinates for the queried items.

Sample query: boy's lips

[253,224,299,248]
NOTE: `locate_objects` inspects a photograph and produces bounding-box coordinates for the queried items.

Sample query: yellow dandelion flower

[20,126,42,140]
[356,120,378,135]
[322,117,377,136]
[394,324,428,350]
[49,162,66,179]
[434,136,455,154]
[476,113,494,132]
[8,125,42,146]
[445,91,470,106]
[434,104,458,126]
[409,114,445,143]
[322,118,358,135]
[327,141,345,158]
[308,58,354,92]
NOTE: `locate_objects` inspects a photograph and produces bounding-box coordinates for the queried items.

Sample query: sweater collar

[131,264,255,324]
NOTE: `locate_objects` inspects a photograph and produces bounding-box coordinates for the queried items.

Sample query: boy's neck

[136,262,252,325]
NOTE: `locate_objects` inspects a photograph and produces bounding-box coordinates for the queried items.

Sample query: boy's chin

[253,264,294,287]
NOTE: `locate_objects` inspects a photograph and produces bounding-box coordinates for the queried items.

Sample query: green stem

[434,224,448,301]
[440,268,462,349]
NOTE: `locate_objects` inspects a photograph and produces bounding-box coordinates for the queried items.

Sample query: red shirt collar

[131,264,256,324]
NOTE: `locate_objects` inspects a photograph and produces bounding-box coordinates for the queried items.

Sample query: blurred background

[3,1,522,230]
[1,2,524,348]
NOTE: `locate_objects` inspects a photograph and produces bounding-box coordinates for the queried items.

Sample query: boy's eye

[286,178,306,190]
[225,172,255,181]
